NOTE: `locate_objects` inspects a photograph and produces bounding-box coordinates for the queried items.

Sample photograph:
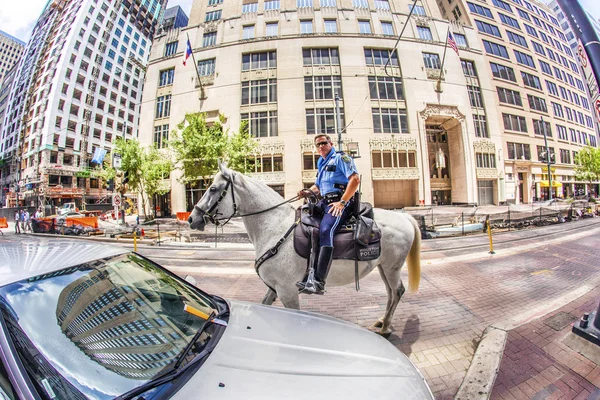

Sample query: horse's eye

[210,186,217,192]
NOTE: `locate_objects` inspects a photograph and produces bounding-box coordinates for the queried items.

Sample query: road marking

[530,269,552,276]
[176,251,196,256]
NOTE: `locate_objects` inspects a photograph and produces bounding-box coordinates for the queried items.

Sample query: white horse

[188,163,421,336]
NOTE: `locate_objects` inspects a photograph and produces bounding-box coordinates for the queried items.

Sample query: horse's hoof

[376,330,392,339]
[372,320,383,328]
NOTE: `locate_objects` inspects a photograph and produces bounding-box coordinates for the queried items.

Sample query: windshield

[0,253,221,399]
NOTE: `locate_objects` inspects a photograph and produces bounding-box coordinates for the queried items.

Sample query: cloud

[0,0,47,42]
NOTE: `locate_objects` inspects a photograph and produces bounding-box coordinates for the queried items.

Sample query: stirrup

[299,279,325,295]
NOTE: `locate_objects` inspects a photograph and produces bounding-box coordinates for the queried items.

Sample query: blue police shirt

[315,146,358,196]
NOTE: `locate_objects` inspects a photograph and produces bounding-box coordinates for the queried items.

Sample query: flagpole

[186,33,205,99]
[436,24,451,92]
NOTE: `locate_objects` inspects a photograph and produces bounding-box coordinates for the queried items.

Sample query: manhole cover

[543,312,578,331]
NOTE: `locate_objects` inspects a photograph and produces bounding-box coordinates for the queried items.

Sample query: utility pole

[335,93,343,151]
[541,116,553,201]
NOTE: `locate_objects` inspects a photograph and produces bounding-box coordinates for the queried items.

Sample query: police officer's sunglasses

[315,141,329,147]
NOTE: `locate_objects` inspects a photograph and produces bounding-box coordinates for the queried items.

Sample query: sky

[1,0,599,43]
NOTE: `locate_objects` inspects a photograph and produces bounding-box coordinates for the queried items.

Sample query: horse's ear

[218,160,233,180]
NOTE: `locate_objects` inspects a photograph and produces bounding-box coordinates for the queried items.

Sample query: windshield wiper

[115,311,221,400]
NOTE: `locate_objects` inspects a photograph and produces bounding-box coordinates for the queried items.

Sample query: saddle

[293,202,381,261]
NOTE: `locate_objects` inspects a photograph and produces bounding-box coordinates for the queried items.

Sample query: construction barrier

[176,212,191,222]
[0,218,8,229]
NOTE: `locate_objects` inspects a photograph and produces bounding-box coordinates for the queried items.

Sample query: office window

[164,41,178,56]
[242,3,258,13]
[306,108,345,134]
[209,0,223,5]
[503,113,527,132]
[243,25,255,39]
[551,102,564,118]
[297,0,313,7]
[266,22,278,36]
[243,51,277,70]
[521,72,541,90]
[527,95,547,112]
[517,8,531,21]
[483,40,509,59]
[474,115,489,137]
[497,87,522,106]
[514,50,535,68]
[452,6,462,19]
[492,0,512,12]
[499,13,520,29]
[476,153,496,168]
[533,119,551,137]
[198,58,216,76]
[467,86,484,108]
[364,48,398,66]
[559,147,571,163]
[409,4,426,15]
[467,2,493,18]
[155,95,171,119]
[305,76,343,100]
[353,0,368,8]
[490,62,516,81]
[475,20,502,38]
[241,79,277,105]
[372,108,408,133]
[507,31,527,47]
[158,68,175,87]
[524,24,538,38]
[545,80,558,96]
[324,20,338,33]
[358,20,372,34]
[381,22,394,36]
[241,111,278,137]
[153,124,169,148]
[264,0,280,9]
[374,0,390,9]
[422,52,441,69]
[320,0,336,6]
[205,10,222,21]
[203,32,217,47]
[417,26,433,40]
[539,60,552,75]
[301,20,313,34]
[557,126,568,141]
[536,145,555,162]
[506,142,531,160]
[461,60,477,77]
[368,76,404,100]
[454,33,467,47]
[304,48,339,65]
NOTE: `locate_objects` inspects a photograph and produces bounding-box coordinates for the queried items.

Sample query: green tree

[94,138,173,220]
[170,113,257,184]
[574,146,600,196]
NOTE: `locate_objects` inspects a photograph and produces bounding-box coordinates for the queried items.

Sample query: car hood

[173,300,432,400]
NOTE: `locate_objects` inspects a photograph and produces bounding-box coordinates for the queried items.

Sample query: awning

[540,180,562,188]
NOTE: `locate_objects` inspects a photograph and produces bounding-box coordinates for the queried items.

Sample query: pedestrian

[295,133,360,295]
[19,210,26,233]
[35,208,43,219]
[14,210,21,234]
[24,210,32,233]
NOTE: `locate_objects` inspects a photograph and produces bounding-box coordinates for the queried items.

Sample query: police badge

[341,154,351,163]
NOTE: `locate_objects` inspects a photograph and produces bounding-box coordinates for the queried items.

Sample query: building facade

[437,0,599,201]
[140,0,510,215]
[0,0,166,208]
[0,30,26,88]
[160,6,190,32]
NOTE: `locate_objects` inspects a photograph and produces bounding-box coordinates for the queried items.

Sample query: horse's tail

[406,214,421,293]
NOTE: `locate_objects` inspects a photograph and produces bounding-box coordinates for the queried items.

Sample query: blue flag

[91,148,107,164]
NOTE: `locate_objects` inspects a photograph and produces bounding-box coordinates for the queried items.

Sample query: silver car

[0,238,433,399]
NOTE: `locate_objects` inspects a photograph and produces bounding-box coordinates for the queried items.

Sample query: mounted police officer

[296,134,360,295]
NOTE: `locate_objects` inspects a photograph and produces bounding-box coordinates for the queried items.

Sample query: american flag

[447,31,460,56]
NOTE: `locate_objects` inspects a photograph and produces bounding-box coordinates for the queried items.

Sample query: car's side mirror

[184,275,197,286]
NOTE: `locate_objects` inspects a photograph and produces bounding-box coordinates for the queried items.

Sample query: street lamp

[540,116,553,201]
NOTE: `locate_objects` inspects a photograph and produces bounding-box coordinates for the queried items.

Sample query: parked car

[0,239,433,399]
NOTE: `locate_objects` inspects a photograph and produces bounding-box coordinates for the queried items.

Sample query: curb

[454,284,599,399]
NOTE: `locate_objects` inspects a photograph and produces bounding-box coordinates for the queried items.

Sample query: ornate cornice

[247,171,285,183]
[473,140,496,153]
[476,168,499,179]
[419,104,465,122]
[369,136,417,151]
[254,140,284,154]
[302,170,317,182]
[372,168,420,180]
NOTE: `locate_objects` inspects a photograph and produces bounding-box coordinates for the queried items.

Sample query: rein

[194,176,302,227]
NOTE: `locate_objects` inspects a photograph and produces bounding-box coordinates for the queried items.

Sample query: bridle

[193,175,304,227]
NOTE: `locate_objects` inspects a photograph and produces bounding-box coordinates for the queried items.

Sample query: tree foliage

[170,113,257,183]
[574,146,600,186]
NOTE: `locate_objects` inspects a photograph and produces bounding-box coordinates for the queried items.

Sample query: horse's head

[188,162,237,231]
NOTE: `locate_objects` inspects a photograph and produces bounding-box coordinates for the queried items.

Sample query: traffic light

[123,171,130,186]
[106,179,114,191]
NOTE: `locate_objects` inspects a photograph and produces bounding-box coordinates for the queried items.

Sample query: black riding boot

[313,246,334,295]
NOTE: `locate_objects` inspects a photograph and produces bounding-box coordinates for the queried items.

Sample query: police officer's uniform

[298,146,358,294]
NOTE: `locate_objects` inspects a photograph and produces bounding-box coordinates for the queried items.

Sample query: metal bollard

[487,220,495,255]
[133,231,137,252]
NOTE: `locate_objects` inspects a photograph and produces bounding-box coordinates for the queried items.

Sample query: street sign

[595,99,600,125]
[113,153,122,169]
[112,193,122,207]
